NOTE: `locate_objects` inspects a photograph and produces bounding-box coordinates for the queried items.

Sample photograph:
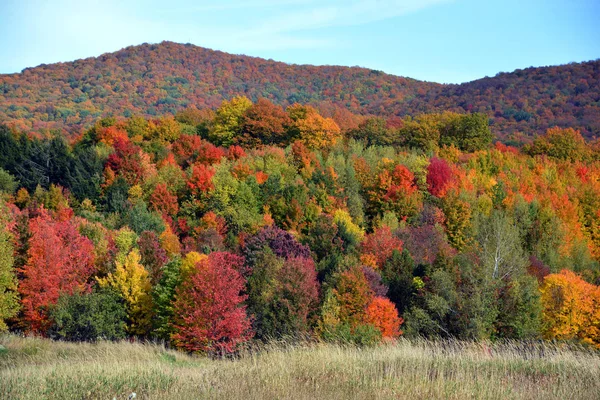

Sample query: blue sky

[1,0,598,83]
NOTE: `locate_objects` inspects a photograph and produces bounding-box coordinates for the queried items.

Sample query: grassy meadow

[1,335,599,399]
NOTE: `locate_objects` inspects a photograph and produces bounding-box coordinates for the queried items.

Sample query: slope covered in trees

[1,97,600,351]
[1,41,598,142]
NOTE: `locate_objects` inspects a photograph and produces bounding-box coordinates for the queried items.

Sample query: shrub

[49,288,127,342]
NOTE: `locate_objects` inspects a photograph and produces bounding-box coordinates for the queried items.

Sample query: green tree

[0,226,19,331]
[208,96,253,146]
[349,117,397,147]
[49,288,127,342]
[441,113,492,152]
[0,168,18,194]
[152,257,182,340]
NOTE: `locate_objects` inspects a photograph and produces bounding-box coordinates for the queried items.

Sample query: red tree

[360,226,403,269]
[19,208,96,334]
[149,183,179,217]
[172,135,225,167]
[138,231,168,285]
[227,145,246,160]
[277,256,320,331]
[105,137,146,185]
[426,157,453,197]
[170,252,253,354]
[187,164,215,196]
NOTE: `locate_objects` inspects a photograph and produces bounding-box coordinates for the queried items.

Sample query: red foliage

[138,231,168,284]
[171,252,253,354]
[291,140,319,176]
[494,141,519,155]
[172,134,225,167]
[105,137,145,185]
[278,256,320,329]
[227,145,246,160]
[576,166,589,183]
[255,171,269,184]
[397,224,455,266]
[360,227,403,269]
[198,211,228,236]
[427,157,453,198]
[527,256,551,283]
[149,183,179,217]
[1,42,598,141]
[187,164,215,196]
[19,208,96,334]
[238,98,292,147]
[383,164,417,201]
[96,126,129,146]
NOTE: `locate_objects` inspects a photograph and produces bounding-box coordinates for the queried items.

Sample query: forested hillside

[1,41,598,141]
[1,97,599,351]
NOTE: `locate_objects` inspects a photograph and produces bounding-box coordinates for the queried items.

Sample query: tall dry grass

[1,334,599,399]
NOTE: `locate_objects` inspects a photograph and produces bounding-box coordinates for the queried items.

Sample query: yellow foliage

[113,227,138,264]
[288,104,341,149]
[127,185,143,203]
[333,209,364,244]
[180,251,208,279]
[97,249,153,336]
[438,144,461,163]
[540,270,600,348]
[360,254,378,269]
[160,227,181,257]
[14,187,30,208]
[316,290,342,337]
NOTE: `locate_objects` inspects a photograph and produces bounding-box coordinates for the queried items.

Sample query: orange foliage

[366,297,403,338]
[540,270,600,347]
[187,164,215,196]
[149,183,179,217]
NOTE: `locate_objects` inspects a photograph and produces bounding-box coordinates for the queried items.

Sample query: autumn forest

[0,42,599,362]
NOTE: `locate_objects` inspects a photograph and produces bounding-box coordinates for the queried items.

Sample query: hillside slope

[391,60,600,140]
[1,41,598,140]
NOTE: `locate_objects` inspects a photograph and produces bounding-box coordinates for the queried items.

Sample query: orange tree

[540,270,600,347]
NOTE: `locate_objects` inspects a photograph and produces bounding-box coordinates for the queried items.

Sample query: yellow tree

[160,226,181,257]
[287,104,341,149]
[97,249,153,336]
[209,96,253,146]
[442,194,472,251]
[540,270,600,347]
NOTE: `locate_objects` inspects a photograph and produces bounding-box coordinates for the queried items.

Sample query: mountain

[1,41,599,140]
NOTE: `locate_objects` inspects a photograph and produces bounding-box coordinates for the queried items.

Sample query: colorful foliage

[360,227,403,269]
[97,249,153,336]
[19,209,96,334]
[170,252,253,354]
[540,270,600,347]
[366,297,403,338]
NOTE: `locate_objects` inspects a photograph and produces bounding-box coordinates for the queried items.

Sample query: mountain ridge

[1,41,599,140]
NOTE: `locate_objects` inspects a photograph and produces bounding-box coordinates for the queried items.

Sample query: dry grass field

[1,334,599,399]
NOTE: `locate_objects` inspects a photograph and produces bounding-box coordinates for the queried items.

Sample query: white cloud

[177,0,453,51]
[248,0,452,36]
